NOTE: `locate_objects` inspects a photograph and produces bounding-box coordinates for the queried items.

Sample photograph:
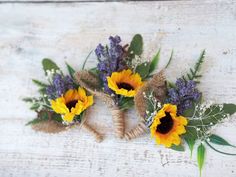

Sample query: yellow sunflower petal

[150,104,187,148]
[175,125,186,134]
[122,69,132,76]
[163,104,177,114]
[171,134,181,146]
[156,109,166,119]
[83,95,94,109]
[178,116,188,125]
[78,87,87,101]
[107,76,119,91]
[51,97,68,114]
[155,135,161,144]
[107,69,143,97]
[73,101,84,115]
[63,112,75,123]
[64,89,75,103]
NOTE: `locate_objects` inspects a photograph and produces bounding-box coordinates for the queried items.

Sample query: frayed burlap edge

[31,109,103,142]
[32,120,67,133]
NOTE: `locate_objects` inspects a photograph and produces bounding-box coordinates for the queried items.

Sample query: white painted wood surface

[0,1,236,177]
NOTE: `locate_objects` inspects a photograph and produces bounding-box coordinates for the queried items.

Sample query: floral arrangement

[129,50,236,175]
[24,59,103,142]
[24,34,236,176]
[76,34,160,138]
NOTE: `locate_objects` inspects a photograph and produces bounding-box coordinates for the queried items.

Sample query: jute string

[76,70,125,139]
[124,70,167,140]
[80,122,103,142]
[111,106,125,138]
[124,121,147,140]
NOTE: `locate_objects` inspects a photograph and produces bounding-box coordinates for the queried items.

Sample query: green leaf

[170,144,185,151]
[184,137,195,157]
[197,143,205,177]
[165,50,174,69]
[26,110,50,125]
[223,103,236,115]
[205,141,236,156]
[183,106,195,117]
[51,113,63,123]
[209,134,236,147]
[26,118,43,125]
[188,104,236,127]
[135,62,150,79]
[32,79,48,88]
[149,49,161,73]
[119,97,134,110]
[23,97,34,102]
[66,62,76,78]
[30,103,40,110]
[42,58,60,75]
[39,88,46,95]
[128,34,143,56]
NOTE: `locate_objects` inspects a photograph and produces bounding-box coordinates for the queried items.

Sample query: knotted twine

[124,70,167,140]
[76,70,125,139]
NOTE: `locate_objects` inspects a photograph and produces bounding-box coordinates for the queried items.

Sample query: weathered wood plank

[0,1,236,177]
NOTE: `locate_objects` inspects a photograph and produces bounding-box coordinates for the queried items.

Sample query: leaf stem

[82,50,93,70]
[205,141,236,155]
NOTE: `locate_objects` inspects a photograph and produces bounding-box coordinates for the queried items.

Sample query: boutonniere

[129,50,236,175]
[76,34,160,138]
[24,59,103,142]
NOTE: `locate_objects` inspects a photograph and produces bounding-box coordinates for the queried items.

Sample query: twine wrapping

[80,122,103,142]
[124,121,148,140]
[124,70,167,140]
[111,106,125,138]
[76,70,125,138]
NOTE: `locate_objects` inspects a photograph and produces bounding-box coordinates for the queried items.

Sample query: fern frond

[183,50,205,83]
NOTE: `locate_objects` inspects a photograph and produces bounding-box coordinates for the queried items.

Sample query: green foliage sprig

[23,59,78,125]
[182,50,205,83]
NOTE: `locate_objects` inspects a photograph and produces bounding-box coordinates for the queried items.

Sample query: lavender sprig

[46,73,75,99]
[95,35,127,95]
[166,78,201,114]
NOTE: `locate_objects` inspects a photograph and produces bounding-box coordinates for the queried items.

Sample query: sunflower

[107,69,143,97]
[150,104,188,147]
[51,87,93,123]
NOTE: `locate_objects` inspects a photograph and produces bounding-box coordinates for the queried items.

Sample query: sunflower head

[107,69,143,97]
[150,104,188,147]
[51,87,93,123]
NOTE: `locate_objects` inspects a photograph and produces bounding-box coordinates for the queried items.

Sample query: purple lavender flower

[46,73,75,99]
[95,35,127,95]
[166,78,201,114]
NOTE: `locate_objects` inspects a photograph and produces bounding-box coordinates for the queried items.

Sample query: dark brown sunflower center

[66,100,78,110]
[156,112,174,134]
[117,82,134,91]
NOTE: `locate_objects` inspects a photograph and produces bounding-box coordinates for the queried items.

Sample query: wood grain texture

[0,1,236,177]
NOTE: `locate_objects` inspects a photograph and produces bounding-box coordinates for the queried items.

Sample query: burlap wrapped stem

[124,71,167,140]
[76,70,125,139]
[31,109,103,142]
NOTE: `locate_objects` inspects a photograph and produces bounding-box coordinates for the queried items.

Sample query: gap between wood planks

[0,0,186,4]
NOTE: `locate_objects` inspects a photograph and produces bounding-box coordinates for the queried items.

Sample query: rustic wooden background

[0,0,236,177]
